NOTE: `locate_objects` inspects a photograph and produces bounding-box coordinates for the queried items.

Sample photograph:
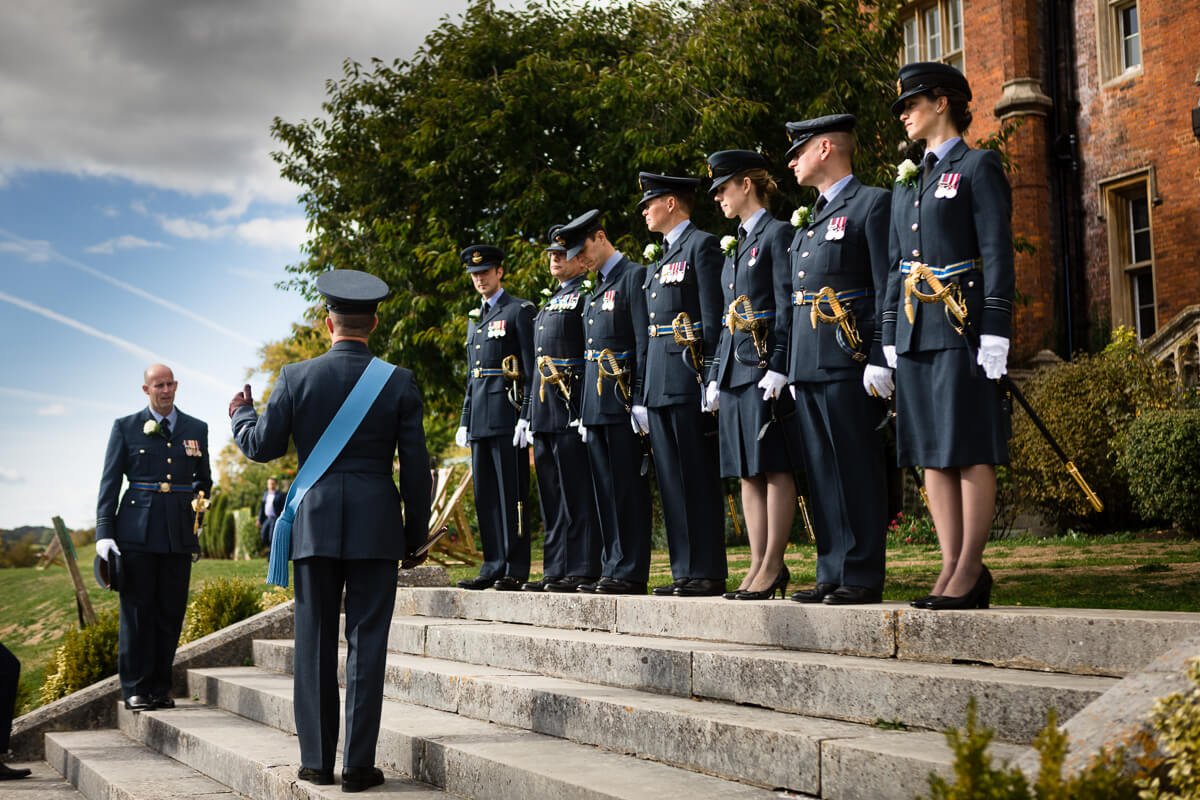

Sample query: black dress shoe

[457,575,497,590]
[545,576,596,592]
[124,695,153,711]
[927,566,993,610]
[575,577,606,593]
[341,766,384,793]
[151,696,175,709]
[822,585,883,605]
[298,766,335,785]
[676,578,727,597]
[652,577,689,596]
[790,583,839,603]
[522,578,554,591]
[593,578,647,595]
[0,762,32,780]
[493,576,525,591]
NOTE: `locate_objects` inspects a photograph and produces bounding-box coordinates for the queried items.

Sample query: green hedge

[233,506,259,559]
[40,609,120,704]
[1120,409,1200,534]
[179,577,265,644]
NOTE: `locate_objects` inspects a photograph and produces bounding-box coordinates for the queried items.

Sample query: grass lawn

[4,531,1197,716]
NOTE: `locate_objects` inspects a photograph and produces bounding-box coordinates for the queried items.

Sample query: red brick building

[899,0,1200,364]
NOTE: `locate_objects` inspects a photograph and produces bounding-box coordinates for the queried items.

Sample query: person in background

[257,476,284,550]
[0,643,31,780]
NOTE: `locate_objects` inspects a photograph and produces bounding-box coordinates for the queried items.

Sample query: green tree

[270,0,903,456]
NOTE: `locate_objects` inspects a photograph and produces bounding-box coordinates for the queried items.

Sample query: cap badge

[471,251,483,265]
[896,78,903,96]
[555,235,566,246]
[706,164,713,178]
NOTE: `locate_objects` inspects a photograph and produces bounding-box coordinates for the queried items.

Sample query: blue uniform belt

[584,349,632,361]
[129,482,193,493]
[471,367,506,378]
[647,322,703,337]
[792,287,873,306]
[540,357,584,367]
[723,309,774,327]
[899,258,981,279]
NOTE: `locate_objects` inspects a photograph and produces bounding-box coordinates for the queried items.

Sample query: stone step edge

[179,667,788,800]
[116,701,448,799]
[45,728,247,800]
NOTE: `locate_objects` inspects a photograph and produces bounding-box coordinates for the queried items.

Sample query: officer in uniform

[637,172,728,597]
[882,62,1014,610]
[95,363,212,710]
[521,226,602,592]
[783,114,891,605]
[557,210,652,595]
[454,245,536,591]
[230,269,431,791]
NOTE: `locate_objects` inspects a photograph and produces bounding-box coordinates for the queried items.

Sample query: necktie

[737,225,747,241]
[160,417,172,439]
[923,152,939,182]
[814,195,828,215]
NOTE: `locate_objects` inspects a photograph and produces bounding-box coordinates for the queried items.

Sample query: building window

[901,0,964,72]
[1098,0,1142,82]
[1101,174,1157,339]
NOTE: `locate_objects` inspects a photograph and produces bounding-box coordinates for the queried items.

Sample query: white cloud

[84,234,166,255]
[235,217,309,251]
[0,238,52,262]
[0,469,24,484]
[36,403,67,416]
[157,216,228,240]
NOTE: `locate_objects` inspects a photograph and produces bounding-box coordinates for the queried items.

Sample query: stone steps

[364,615,1114,743]
[227,643,1029,798]
[187,668,788,800]
[0,759,86,800]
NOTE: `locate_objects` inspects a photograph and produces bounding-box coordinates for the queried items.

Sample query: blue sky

[0,0,484,529]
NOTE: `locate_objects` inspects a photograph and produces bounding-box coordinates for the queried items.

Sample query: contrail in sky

[0,290,227,391]
[0,386,126,412]
[0,227,258,347]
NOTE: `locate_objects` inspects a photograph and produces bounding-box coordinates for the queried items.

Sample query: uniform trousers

[586,422,652,582]
[470,435,531,580]
[533,431,601,579]
[117,551,191,700]
[646,403,726,581]
[293,557,397,772]
[0,643,18,753]
[792,380,888,589]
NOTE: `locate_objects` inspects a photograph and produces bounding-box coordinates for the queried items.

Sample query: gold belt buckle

[158,481,171,493]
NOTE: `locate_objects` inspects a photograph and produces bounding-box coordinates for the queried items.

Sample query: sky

[0,0,490,530]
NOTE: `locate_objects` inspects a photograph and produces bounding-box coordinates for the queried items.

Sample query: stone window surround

[1098,168,1159,339]
[900,0,965,73]
[1096,0,1144,85]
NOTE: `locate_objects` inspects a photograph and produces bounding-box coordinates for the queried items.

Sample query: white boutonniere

[143,419,161,437]
[467,307,482,320]
[581,278,594,292]
[896,158,919,189]
[540,285,556,306]
[720,235,737,257]
[791,206,812,228]
[643,242,662,262]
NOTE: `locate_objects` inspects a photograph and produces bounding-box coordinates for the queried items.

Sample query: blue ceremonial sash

[266,357,393,587]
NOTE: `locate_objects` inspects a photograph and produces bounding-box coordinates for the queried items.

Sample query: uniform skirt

[718,383,798,478]
[895,347,1010,468]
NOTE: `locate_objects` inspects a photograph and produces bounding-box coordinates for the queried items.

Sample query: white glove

[862,365,895,398]
[630,405,649,435]
[757,370,788,401]
[577,423,589,443]
[704,381,721,412]
[512,418,531,448]
[977,335,1009,381]
[455,426,468,448]
[96,538,121,559]
[789,385,796,400]
[883,344,898,369]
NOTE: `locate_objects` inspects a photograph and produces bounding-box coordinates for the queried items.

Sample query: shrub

[233,506,259,559]
[1009,327,1180,530]
[260,585,293,610]
[179,578,262,644]
[1142,658,1200,798]
[1119,409,1200,534]
[40,610,120,704]
[201,491,228,558]
[887,511,938,547]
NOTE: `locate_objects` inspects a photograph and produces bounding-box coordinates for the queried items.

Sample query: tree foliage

[270,0,903,456]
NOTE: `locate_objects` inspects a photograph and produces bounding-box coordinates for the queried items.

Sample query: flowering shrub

[887,511,938,547]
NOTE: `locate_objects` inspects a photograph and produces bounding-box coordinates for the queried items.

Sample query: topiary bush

[1009,327,1181,531]
[179,578,262,644]
[201,491,228,558]
[233,506,259,559]
[40,609,120,704]
[1119,409,1200,535]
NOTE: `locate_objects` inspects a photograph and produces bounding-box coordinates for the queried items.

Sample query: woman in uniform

[882,63,1015,610]
[705,150,798,600]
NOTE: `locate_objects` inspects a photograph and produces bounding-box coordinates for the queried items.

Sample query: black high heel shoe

[927,566,992,610]
[735,565,790,600]
[909,594,941,609]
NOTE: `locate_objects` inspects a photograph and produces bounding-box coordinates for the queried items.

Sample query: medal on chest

[551,292,580,312]
[487,319,507,338]
[825,216,847,241]
[934,172,961,199]
[602,290,617,311]
[747,246,759,267]
[658,260,687,285]
[183,439,202,458]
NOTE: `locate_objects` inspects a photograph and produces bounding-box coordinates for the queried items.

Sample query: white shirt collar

[820,173,855,206]
[663,219,691,250]
[484,287,506,308]
[149,408,178,429]
[599,250,623,280]
[929,137,962,164]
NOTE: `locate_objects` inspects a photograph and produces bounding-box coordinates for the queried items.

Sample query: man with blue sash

[230,270,431,793]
